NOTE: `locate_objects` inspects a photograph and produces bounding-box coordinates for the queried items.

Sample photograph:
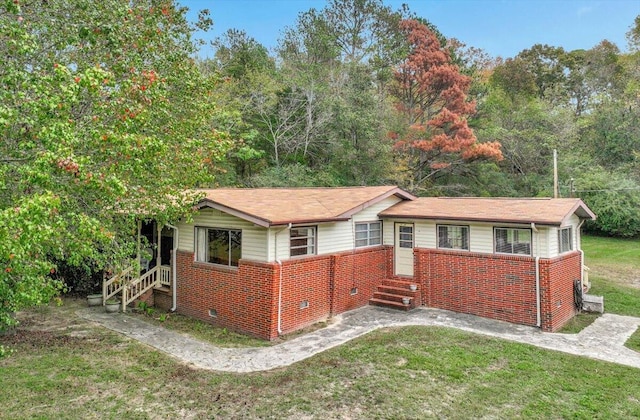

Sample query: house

[104,186,595,340]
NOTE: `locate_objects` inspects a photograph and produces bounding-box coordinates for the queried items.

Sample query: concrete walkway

[78,306,640,373]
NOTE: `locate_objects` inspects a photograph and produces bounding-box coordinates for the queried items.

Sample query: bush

[577,168,640,238]
[53,259,103,295]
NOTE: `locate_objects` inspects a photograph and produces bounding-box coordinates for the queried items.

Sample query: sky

[180,0,640,59]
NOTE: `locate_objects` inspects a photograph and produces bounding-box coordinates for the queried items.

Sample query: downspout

[577,220,586,291]
[275,223,292,335]
[165,223,179,312]
[531,222,541,328]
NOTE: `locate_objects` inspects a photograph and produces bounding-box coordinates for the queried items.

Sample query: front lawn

[1,299,640,419]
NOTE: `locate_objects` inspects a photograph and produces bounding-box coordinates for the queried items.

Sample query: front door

[395,223,414,276]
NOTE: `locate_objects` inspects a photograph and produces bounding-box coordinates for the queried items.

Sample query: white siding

[469,224,494,253]
[383,218,558,258]
[548,227,559,257]
[414,221,436,249]
[382,219,397,246]
[352,196,402,222]
[176,209,268,261]
[317,221,353,255]
[272,196,404,261]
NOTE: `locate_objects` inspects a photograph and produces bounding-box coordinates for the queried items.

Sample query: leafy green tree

[0,0,230,328]
[576,168,640,238]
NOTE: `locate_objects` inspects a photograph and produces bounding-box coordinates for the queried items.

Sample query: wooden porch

[101,220,175,312]
[102,265,172,312]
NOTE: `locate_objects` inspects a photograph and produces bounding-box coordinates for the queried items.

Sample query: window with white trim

[494,227,532,255]
[290,226,316,257]
[355,221,382,247]
[437,225,469,250]
[195,227,241,267]
[558,227,573,254]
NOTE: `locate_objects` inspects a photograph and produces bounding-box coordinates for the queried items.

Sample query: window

[437,225,469,250]
[290,226,316,257]
[494,228,532,255]
[355,221,382,247]
[195,227,241,267]
[558,227,573,253]
[398,225,413,248]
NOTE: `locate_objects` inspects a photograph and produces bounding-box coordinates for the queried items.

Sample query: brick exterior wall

[415,249,539,327]
[539,251,582,332]
[175,246,389,340]
[175,244,581,339]
[176,250,279,340]
[414,248,582,332]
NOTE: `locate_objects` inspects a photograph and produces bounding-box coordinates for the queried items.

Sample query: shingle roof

[196,186,415,227]
[379,197,595,226]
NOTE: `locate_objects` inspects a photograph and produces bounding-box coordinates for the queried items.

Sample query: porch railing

[102,264,172,312]
[122,266,160,311]
[103,266,134,306]
[159,265,171,287]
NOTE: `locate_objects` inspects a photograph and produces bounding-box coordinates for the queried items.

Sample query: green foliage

[0,0,232,328]
[136,301,155,317]
[246,164,341,187]
[576,169,640,237]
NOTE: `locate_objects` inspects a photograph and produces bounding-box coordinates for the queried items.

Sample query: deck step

[153,286,171,295]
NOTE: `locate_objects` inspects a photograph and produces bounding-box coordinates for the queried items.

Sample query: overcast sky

[180,0,639,59]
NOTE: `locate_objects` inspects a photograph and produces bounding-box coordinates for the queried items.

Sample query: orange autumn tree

[391,19,502,192]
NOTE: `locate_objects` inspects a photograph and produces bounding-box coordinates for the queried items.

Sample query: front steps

[369,279,420,311]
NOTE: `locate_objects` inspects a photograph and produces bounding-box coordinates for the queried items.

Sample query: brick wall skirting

[414,249,582,331]
[175,245,581,339]
[539,251,582,332]
[175,247,390,340]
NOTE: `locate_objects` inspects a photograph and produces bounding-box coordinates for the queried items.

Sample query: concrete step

[369,298,411,311]
[373,292,412,304]
[376,285,419,297]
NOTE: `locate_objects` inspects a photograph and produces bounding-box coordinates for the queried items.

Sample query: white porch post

[157,222,162,267]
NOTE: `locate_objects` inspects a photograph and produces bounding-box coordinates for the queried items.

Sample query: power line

[573,187,640,193]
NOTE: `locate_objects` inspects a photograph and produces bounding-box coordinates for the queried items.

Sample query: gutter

[165,223,179,312]
[531,222,541,328]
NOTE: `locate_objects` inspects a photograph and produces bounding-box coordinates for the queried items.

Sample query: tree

[391,19,502,192]
[0,0,231,328]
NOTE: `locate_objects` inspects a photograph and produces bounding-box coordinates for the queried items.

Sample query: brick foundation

[174,245,581,339]
[175,246,389,340]
[176,251,279,340]
[414,249,581,331]
[539,252,582,332]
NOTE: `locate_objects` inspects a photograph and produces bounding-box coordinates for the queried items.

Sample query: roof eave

[195,200,272,227]
[379,214,562,226]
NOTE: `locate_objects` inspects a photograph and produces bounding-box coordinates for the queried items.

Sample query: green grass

[558,312,600,334]
[582,235,640,267]
[626,328,640,352]
[581,235,640,317]
[2,304,640,419]
[589,278,640,317]
[129,309,270,348]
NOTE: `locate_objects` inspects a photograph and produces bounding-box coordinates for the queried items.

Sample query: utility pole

[553,149,559,198]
